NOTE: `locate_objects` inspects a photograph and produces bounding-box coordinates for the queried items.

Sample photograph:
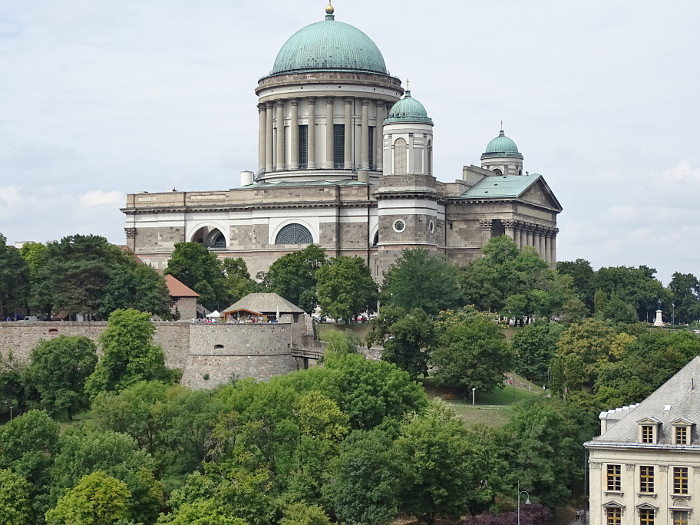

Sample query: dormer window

[671,418,694,445]
[637,417,661,444]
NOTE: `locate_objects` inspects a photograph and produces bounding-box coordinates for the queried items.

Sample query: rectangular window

[676,426,688,445]
[673,467,689,495]
[607,464,621,491]
[640,466,654,493]
[640,509,654,525]
[368,125,375,170]
[333,124,345,168]
[642,425,654,443]
[606,508,621,525]
[673,510,689,525]
[298,125,308,169]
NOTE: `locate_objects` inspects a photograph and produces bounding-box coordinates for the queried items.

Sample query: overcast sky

[1,0,699,285]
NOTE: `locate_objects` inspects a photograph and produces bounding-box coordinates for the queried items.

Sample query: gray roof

[462,173,543,198]
[586,356,700,450]
[222,293,304,315]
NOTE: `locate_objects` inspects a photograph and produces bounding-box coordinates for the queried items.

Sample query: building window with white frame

[673,510,689,525]
[607,464,621,491]
[606,507,621,524]
[641,425,654,443]
[673,467,689,495]
[639,466,654,493]
[639,508,654,524]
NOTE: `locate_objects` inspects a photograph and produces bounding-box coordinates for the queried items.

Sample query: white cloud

[79,190,123,208]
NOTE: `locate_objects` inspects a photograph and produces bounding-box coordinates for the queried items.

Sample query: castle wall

[0,321,313,388]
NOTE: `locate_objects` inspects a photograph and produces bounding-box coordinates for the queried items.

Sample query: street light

[472,387,476,406]
[672,303,675,326]
[517,480,530,525]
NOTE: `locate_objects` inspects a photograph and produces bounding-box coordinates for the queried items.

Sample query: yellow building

[585,356,700,525]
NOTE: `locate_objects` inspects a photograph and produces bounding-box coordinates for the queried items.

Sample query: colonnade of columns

[480,219,558,265]
[257,97,388,175]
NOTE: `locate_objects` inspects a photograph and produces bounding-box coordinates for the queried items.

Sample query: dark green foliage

[431,309,513,393]
[557,258,596,311]
[316,256,377,323]
[668,272,700,324]
[459,503,552,525]
[85,309,178,397]
[222,258,260,305]
[0,352,26,416]
[366,306,434,379]
[593,290,638,324]
[25,336,97,419]
[595,329,700,408]
[49,429,164,525]
[512,322,565,381]
[593,265,670,321]
[262,245,326,313]
[0,234,30,319]
[329,428,398,525]
[380,248,463,316]
[31,235,170,320]
[0,468,33,524]
[165,242,229,311]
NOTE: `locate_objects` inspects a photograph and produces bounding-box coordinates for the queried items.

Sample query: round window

[393,219,406,233]
[429,220,435,233]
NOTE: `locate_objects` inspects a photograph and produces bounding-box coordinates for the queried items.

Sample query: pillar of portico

[525,225,532,247]
[544,231,552,265]
[258,104,266,173]
[504,220,515,241]
[344,99,352,169]
[480,219,493,248]
[361,99,370,170]
[265,103,273,172]
[551,230,558,265]
[515,223,523,249]
[376,102,385,171]
[290,100,299,170]
[307,98,316,169]
[538,230,546,259]
[275,101,285,171]
[325,98,334,169]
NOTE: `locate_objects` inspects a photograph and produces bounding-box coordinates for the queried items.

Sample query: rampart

[0,319,321,389]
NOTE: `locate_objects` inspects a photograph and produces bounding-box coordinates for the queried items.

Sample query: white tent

[206,310,221,318]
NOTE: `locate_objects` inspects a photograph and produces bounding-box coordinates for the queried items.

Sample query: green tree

[25,336,98,419]
[329,428,399,525]
[316,256,377,323]
[157,498,247,525]
[101,262,172,319]
[85,309,178,397]
[594,290,638,324]
[0,234,30,319]
[431,309,513,393]
[394,401,488,524]
[279,502,331,525]
[0,410,60,520]
[262,245,326,313]
[380,249,463,316]
[49,429,164,525]
[165,242,229,311]
[366,306,434,379]
[222,258,259,305]
[0,352,26,417]
[45,470,131,525]
[0,468,33,525]
[557,258,596,310]
[512,322,565,382]
[668,272,700,324]
[593,265,670,321]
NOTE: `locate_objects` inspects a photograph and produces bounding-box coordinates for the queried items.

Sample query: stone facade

[0,318,318,388]
[122,6,562,280]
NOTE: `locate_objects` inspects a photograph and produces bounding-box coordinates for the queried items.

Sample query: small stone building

[164,274,199,320]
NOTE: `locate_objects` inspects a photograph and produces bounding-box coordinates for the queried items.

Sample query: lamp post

[472,387,476,406]
[517,480,530,525]
[672,303,675,326]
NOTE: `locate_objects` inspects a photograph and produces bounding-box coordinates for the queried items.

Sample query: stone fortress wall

[0,320,320,389]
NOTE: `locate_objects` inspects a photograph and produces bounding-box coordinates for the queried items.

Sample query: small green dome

[269,10,387,77]
[483,129,522,158]
[385,91,433,124]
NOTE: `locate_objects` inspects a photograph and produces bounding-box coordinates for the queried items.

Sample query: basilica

[122,3,562,281]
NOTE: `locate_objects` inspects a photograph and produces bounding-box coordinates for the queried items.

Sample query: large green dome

[269,10,388,76]
[385,91,433,124]
[483,129,523,158]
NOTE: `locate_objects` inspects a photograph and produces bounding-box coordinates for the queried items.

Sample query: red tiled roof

[165,274,200,298]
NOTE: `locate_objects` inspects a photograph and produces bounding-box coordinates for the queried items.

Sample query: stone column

[290,100,299,170]
[258,104,266,173]
[538,229,546,259]
[551,230,558,265]
[265,103,273,173]
[344,98,352,169]
[504,220,515,241]
[525,224,532,247]
[515,222,523,249]
[275,101,285,171]
[361,99,370,170]
[376,102,385,172]
[307,98,316,169]
[479,219,493,249]
[325,98,334,169]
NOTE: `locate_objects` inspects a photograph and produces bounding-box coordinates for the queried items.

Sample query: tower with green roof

[480,127,524,175]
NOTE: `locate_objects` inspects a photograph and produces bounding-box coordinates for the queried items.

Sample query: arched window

[275,223,313,244]
[394,138,407,175]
